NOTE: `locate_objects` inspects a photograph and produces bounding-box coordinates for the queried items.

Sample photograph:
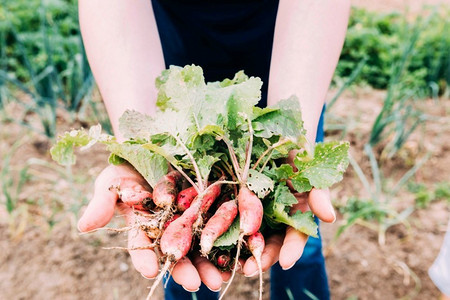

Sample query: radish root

[219,232,244,300]
[102,244,156,251]
[146,258,172,300]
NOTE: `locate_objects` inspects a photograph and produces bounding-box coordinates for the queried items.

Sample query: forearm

[268,0,350,143]
[79,0,165,139]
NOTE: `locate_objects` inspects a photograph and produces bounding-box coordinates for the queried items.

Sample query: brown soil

[322,87,450,300]
[1,2,450,300]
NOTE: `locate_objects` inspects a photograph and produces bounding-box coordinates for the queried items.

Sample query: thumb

[308,188,336,223]
[78,180,118,232]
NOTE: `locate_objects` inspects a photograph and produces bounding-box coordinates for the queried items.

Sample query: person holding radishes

[76,1,350,299]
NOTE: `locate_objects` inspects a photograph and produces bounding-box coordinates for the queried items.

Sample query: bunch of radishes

[51,65,349,299]
[116,138,269,299]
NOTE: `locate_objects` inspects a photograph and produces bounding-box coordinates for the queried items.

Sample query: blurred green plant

[335,145,430,245]
[1,136,32,214]
[337,7,450,97]
[24,157,91,232]
[0,0,111,137]
[367,15,433,158]
[328,10,446,159]
[1,0,80,82]
[0,134,33,239]
[408,181,450,208]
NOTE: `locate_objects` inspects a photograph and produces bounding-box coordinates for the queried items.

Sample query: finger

[78,164,152,232]
[192,254,223,292]
[308,188,336,223]
[221,271,231,282]
[78,176,118,232]
[279,226,308,270]
[171,257,201,292]
[237,258,245,274]
[127,222,159,279]
[243,234,283,277]
[290,192,310,213]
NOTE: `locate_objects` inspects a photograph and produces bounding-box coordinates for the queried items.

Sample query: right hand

[78,163,226,292]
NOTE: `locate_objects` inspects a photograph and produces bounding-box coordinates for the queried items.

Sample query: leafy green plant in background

[329,9,444,158]
[367,16,430,158]
[335,145,430,245]
[1,136,32,214]
[1,0,79,82]
[0,135,33,239]
[408,181,450,209]
[0,0,111,137]
[337,7,450,97]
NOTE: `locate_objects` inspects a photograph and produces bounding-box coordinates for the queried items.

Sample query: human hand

[78,163,225,292]
[242,188,336,276]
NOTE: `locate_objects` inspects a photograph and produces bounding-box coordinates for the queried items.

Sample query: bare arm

[268,0,350,143]
[79,0,165,140]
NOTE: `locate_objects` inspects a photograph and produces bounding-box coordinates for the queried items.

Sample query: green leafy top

[50,65,350,238]
[50,125,167,188]
[213,217,240,249]
[264,184,318,237]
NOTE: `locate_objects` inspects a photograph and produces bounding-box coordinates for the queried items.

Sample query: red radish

[146,200,201,300]
[220,185,264,300]
[153,170,182,209]
[160,200,201,261]
[200,200,238,255]
[161,183,221,261]
[238,185,263,236]
[192,183,222,232]
[200,184,222,214]
[247,232,265,300]
[163,213,181,230]
[118,188,153,211]
[152,170,182,229]
[176,186,198,211]
[217,253,231,269]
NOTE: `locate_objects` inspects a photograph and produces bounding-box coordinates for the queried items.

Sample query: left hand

[242,188,335,276]
[77,163,226,292]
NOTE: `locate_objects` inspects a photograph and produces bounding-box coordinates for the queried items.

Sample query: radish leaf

[247,169,274,198]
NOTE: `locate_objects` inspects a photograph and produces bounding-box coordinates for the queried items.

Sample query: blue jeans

[164,107,329,300]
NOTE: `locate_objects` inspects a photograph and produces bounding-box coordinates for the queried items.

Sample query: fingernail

[182,286,200,293]
[244,270,258,278]
[141,273,154,280]
[207,286,222,292]
[77,221,85,233]
[282,261,296,271]
[331,208,337,224]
